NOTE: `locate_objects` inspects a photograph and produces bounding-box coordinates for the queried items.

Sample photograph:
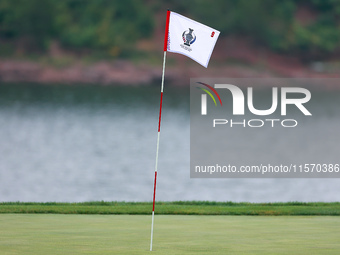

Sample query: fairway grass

[0,214,339,255]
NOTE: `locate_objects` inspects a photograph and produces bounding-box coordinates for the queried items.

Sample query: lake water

[0,83,339,202]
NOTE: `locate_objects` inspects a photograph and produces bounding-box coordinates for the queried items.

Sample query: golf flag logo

[164,11,220,68]
[182,28,196,47]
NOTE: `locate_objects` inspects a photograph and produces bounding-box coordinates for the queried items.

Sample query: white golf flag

[164,10,220,68]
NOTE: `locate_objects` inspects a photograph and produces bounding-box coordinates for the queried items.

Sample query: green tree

[0,0,154,55]
[0,0,55,50]
[53,0,154,55]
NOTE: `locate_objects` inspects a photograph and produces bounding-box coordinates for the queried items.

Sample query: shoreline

[1,57,340,88]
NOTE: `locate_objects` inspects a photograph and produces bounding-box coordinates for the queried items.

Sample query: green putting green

[0,214,339,254]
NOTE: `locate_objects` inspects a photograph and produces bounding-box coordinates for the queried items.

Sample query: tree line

[0,0,339,59]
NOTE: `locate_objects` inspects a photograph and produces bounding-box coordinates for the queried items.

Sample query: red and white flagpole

[150,10,170,252]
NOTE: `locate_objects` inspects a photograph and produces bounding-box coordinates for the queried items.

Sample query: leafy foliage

[0,0,339,59]
[0,0,154,55]
[165,0,340,59]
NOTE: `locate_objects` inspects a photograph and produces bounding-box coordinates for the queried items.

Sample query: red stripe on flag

[152,171,158,211]
[163,10,170,52]
[158,92,163,132]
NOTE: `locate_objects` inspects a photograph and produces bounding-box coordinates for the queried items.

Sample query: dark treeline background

[0,0,339,60]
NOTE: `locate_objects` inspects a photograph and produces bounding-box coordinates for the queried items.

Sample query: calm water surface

[0,83,339,202]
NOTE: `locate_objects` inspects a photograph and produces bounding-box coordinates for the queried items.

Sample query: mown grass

[1,201,340,215]
[1,214,340,254]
